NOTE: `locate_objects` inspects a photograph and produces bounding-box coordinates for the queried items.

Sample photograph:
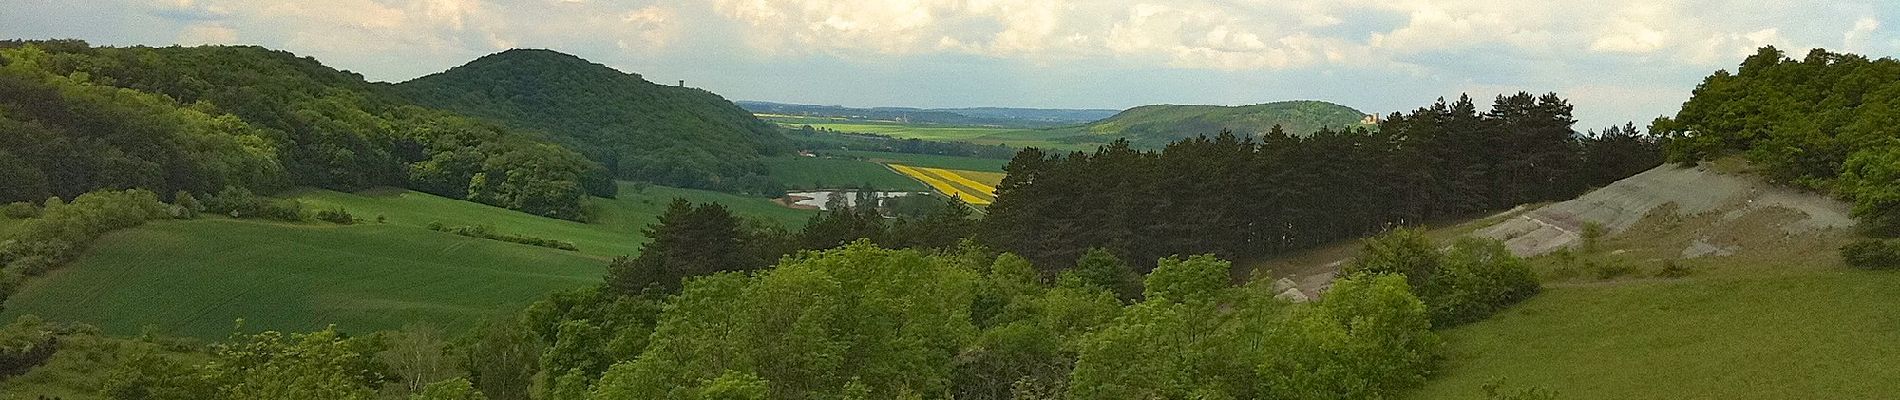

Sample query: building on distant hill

[1361,113,1382,124]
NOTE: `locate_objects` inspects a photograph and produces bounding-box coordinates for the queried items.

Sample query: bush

[1351,229,1541,327]
[0,190,170,283]
[0,315,58,378]
[203,186,305,221]
[0,202,36,219]
[427,222,578,251]
[1655,260,1694,278]
[173,191,203,219]
[314,208,356,225]
[1842,239,1900,270]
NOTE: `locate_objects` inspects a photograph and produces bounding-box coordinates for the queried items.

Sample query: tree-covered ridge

[1074,100,1372,148]
[985,93,1663,270]
[1655,46,1900,236]
[0,41,612,220]
[391,49,791,194]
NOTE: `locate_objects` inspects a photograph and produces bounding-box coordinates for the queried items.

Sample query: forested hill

[1076,100,1373,147]
[0,40,612,220]
[391,49,790,193]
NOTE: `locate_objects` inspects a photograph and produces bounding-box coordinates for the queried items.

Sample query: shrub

[0,190,170,283]
[1655,260,1694,278]
[172,191,203,219]
[427,222,578,251]
[0,315,58,378]
[1842,239,1900,270]
[1351,230,1541,327]
[203,186,305,221]
[314,208,356,225]
[0,202,36,219]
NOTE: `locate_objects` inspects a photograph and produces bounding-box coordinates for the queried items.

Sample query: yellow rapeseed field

[889,164,997,205]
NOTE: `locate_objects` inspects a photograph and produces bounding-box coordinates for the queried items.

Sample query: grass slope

[3,183,814,339]
[295,182,813,257]
[1411,270,1900,399]
[1,219,604,339]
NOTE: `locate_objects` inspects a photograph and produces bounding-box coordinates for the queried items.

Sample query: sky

[4,0,1898,130]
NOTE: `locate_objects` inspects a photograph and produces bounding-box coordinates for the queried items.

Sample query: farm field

[295,182,815,257]
[821,150,1009,171]
[760,156,930,191]
[890,164,1000,205]
[0,183,817,339]
[0,219,605,339]
[763,115,1106,151]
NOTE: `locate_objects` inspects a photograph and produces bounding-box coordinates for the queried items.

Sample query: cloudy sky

[5,0,1897,130]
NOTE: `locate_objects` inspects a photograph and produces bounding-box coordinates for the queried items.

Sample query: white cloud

[1844,17,1880,52]
[177,23,238,45]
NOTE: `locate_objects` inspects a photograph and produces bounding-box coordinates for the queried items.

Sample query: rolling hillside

[390,49,789,192]
[1,182,815,338]
[1061,100,1373,147]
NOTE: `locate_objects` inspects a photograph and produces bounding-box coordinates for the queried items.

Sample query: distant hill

[1074,100,1373,147]
[737,101,1120,127]
[392,49,789,193]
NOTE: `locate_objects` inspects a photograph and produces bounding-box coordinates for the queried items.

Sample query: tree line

[983,92,1663,271]
[1652,46,1900,264]
[0,41,613,220]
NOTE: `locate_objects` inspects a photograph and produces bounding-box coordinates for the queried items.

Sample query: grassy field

[0,219,605,339]
[822,150,1009,172]
[295,183,814,257]
[1,183,815,339]
[764,115,1104,151]
[761,156,930,191]
[890,164,999,205]
[1406,201,1889,398]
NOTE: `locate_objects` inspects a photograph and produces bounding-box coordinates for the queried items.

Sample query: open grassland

[822,150,1009,172]
[760,156,930,191]
[890,164,998,205]
[1410,268,1900,399]
[1,183,814,340]
[295,183,814,257]
[764,115,1105,151]
[0,219,605,339]
[1409,198,1883,398]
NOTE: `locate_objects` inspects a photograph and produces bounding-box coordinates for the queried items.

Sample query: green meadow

[821,150,1010,172]
[2,183,816,339]
[760,156,930,191]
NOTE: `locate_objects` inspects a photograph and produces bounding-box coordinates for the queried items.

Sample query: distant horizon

[6,1,1897,130]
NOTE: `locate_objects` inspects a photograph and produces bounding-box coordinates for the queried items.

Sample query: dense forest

[392,49,791,194]
[1654,46,1900,249]
[984,93,1664,270]
[0,40,613,220]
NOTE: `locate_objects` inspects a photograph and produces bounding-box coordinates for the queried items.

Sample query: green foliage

[1,201,38,219]
[1348,230,1542,326]
[172,191,203,219]
[1483,379,1558,400]
[0,314,56,377]
[591,243,979,399]
[427,222,578,251]
[984,93,1655,272]
[760,156,925,191]
[203,186,305,221]
[1655,46,1900,235]
[1840,144,1900,236]
[411,378,488,400]
[457,320,540,400]
[0,189,170,281]
[198,326,389,400]
[1842,239,1900,270]
[1066,273,1439,400]
[0,41,610,219]
[392,49,788,194]
[1142,255,1231,304]
[1061,248,1143,302]
[605,199,774,295]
